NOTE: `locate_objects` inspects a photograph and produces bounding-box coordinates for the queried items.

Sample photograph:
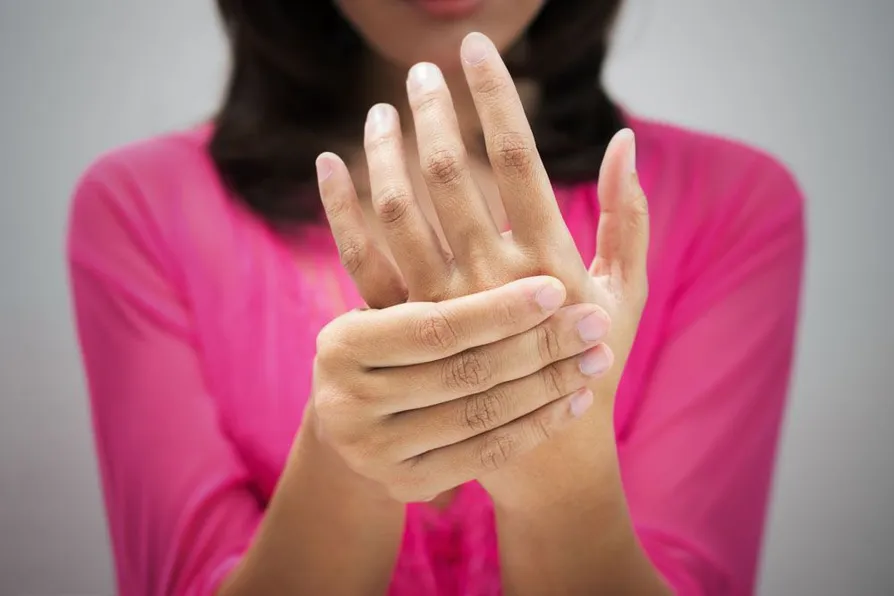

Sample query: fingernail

[569,389,594,418]
[576,310,609,342]
[407,62,443,94]
[623,129,637,174]
[316,153,333,182]
[534,280,565,312]
[580,347,612,376]
[462,32,490,65]
[366,104,395,137]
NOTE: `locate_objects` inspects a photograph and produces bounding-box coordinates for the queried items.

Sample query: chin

[335,0,546,73]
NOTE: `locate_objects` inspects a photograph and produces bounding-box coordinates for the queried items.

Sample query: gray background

[1,0,891,594]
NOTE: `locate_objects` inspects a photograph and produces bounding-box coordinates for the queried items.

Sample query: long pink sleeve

[66,120,804,595]
[67,164,261,595]
[619,160,805,594]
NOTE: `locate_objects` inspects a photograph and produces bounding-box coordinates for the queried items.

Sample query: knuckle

[315,320,345,358]
[535,323,562,363]
[474,73,510,98]
[528,409,555,444]
[476,433,515,471]
[462,389,504,433]
[363,424,396,461]
[312,383,344,410]
[310,385,342,426]
[413,307,460,351]
[373,185,414,226]
[417,284,450,304]
[364,131,398,152]
[490,296,521,329]
[423,147,465,187]
[442,349,493,392]
[540,362,567,397]
[629,178,650,216]
[490,132,537,177]
[322,192,351,220]
[412,92,441,115]
[337,236,368,276]
[519,242,564,273]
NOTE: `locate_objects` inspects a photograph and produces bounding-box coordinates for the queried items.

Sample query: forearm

[219,414,404,595]
[492,424,670,596]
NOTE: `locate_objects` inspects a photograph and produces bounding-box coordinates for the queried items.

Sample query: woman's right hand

[310,275,613,503]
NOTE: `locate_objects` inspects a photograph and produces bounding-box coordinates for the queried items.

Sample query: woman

[67,0,804,594]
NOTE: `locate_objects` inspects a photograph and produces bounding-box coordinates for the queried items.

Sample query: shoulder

[67,125,257,281]
[628,114,804,224]
[623,115,805,310]
[69,124,223,245]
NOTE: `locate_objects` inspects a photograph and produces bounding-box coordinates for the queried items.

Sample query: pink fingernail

[534,280,565,312]
[316,154,333,182]
[462,32,490,65]
[576,310,609,342]
[580,347,612,376]
[569,389,594,418]
[407,62,443,93]
[366,104,396,138]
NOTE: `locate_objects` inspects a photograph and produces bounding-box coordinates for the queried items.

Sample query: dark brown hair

[210,0,624,224]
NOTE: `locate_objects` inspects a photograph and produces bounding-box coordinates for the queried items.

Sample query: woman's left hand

[316,32,649,507]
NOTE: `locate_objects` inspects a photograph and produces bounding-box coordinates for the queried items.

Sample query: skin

[222,278,601,595]
[221,3,672,594]
[316,32,668,594]
[312,276,610,503]
[339,0,543,245]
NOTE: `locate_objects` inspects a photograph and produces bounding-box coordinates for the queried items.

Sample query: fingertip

[461,31,492,66]
[569,388,595,419]
[600,128,636,176]
[579,343,614,377]
[316,152,343,184]
[532,276,566,312]
[575,304,612,342]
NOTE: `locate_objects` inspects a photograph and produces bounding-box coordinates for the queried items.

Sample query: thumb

[589,128,650,295]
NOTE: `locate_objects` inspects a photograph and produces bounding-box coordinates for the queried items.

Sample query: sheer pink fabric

[67,116,804,595]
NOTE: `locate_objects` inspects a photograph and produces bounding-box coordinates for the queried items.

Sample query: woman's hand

[316,32,649,506]
[310,276,614,503]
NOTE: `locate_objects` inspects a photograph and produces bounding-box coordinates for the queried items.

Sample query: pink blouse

[67,116,804,595]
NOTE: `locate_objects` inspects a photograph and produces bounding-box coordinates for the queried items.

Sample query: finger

[590,128,650,292]
[399,387,595,497]
[460,32,573,248]
[363,103,451,293]
[324,275,567,367]
[406,62,501,264]
[316,152,407,308]
[374,303,611,412]
[386,343,613,457]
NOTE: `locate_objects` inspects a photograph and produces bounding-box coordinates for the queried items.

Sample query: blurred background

[1,0,891,594]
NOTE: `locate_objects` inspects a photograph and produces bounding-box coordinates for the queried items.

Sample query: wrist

[491,447,669,596]
[293,404,398,508]
[485,406,619,512]
[222,405,404,595]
